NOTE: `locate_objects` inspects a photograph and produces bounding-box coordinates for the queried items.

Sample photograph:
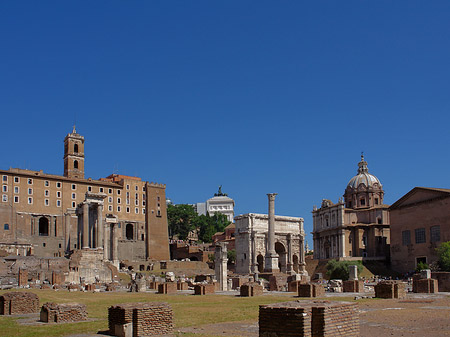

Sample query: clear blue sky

[2,1,450,245]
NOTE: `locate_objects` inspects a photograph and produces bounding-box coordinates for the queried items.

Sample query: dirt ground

[179,292,450,337]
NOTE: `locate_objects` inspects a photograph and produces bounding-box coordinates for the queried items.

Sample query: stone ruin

[0,291,39,315]
[374,280,406,299]
[40,302,87,323]
[259,300,359,337]
[108,302,173,337]
[413,269,439,294]
[298,283,325,298]
[129,273,146,292]
[158,282,177,294]
[343,265,364,293]
[240,282,263,297]
[194,284,215,295]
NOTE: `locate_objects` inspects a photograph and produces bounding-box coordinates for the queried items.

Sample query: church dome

[346,154,382,190]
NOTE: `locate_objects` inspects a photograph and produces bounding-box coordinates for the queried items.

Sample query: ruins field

[0,289,449,336]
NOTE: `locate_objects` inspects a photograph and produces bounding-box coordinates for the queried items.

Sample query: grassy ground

[0,289,304,337]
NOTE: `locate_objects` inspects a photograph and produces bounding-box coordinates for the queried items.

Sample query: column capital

[267,193,278,201]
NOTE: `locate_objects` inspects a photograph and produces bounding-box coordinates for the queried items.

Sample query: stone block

[0,292,39,315]
[194,284,215,295]
[40,302,87,323]
[115,323,132,337]
[374,280,406,299]
[177,282,188,290]
[298,283,325,298]
[421,269,431,279]
[343,280,364,293]
[157,282,177,294]
[240,282,263,297]
[414,278,438,293]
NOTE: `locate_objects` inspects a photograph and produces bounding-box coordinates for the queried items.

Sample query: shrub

[437,241,450,271]
[416,261,429,272]
[326,260,363,281]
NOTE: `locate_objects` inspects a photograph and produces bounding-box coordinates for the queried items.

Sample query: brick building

[312,155,390,260]
[0,127,169,263]
[390,187,450,273]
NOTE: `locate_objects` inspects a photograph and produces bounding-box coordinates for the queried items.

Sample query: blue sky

[1,1,450,245]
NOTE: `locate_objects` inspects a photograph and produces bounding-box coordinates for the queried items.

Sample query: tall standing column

[112,224,119,265]
[339,229,346,257]
[264,193,279,273]
[286,234,293,274]
[299,237,307,274]
[64,213,71,252]
[96,205,103,248]
[104,223,110,260]
[82,203,89,248]
[214,242,228,291]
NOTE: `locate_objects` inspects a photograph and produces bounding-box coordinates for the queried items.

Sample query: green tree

[227,249,236,264]
[166,204,198,240]
[196,212,231,243]
[437,241,450,271]
[326,260,363,280]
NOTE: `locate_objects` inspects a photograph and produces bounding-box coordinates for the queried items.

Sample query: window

[362,236,367,246]
[135,208,139,214]
[57,200,61,207]
[135,193,138,199]
[126,207,130,213]
[117,198,121,204]
[142,200,146,206]
[14,196,19,203]
[28,197,33,204]
[402,230,411,245]
[44,199,49,206]
[143,186,145,191]
[14,177,19,183]
[157,196,160,201]
[74,143,79,153]
[4,223,9,230]
[135,185,138,191]
[108,197,112,203]
[430,226,441,243]
[375,198,379,205]
[143,193,146,200]
[72,193,76,199]
[72,201,76,208]
[2,175,7,182]
[142,208,145,214]
[135,199,139,206]
[157,210,161,217]
[28,178,33,185]
[2,195,7,202]
[44,190,49,196]
[88,186,92,192]
[126,223,133,240]
[117,206,121,212]
[71,184,76,190]
[99,187,104,193]
[45,180,49,187]
[108,188,112,194]
[117,189,121,195]
[126,192,129,197]
[415,228,426,244]
[2,185,7,192]
[108,205,112,211]
[126,199,130,205]
[360,198,365,206]
[28,188,33,195]
[57,182,62,188]
[14,186,19,194]
[126,184,130,190]
[57,191,61,198]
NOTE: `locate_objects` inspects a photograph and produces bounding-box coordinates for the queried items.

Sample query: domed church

[312,155,390,260]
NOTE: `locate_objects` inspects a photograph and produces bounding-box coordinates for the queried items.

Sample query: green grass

[0,289,307,336]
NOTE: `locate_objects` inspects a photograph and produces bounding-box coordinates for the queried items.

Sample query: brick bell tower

[64,125,85,179]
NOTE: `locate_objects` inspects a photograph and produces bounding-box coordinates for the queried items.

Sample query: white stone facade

[235,213,306,275]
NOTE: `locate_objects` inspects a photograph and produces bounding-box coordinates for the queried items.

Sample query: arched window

[39,217,49,236]
[74,160,78,169]
[126,223,134,240]
[74,144,79,153]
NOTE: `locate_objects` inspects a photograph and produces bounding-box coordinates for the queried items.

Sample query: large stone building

[194,186,235,222]
[312,155,390,260]
[0,127,169,263]
[235,212,306,275]
[390,187,450,273]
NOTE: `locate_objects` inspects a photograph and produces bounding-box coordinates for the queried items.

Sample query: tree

[326,260,363,280]
[196,212,231,243]
[437,241,450,271]
[227,249,236,264]
[166,204,198,240]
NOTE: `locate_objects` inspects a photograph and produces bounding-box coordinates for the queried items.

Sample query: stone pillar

[215,242,228,291]
[64,213,71,251]
[339,229,346,258]
[251,229,257,276]
[112,224,119,265]
[96,205,103,248]
[349,265,358,281]
[299,237,307,275]
[18,268,28,286]
[286,234,293,274]
[264,193,279,273]
[103,222,110,260]
[82,203,89,249]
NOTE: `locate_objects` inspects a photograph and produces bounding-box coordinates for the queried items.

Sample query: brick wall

[414,278,438,293]
[298,283,325,298]
[177,281,188,290]
[18,268,28,286]
[259,300,359,337]
[0,292,39,315]
[431,272,450,292]
[108,302,173,337]
[240,282,263,297]
[158,282,177,294]
[40,302,87,323]
[194,284,215,295]
[374,281,406,299]
[343,280,364,293]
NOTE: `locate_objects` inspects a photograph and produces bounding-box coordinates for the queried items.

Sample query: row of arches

[255,242,301,273]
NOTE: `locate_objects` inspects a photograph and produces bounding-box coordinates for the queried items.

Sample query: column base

[264,253,279,273]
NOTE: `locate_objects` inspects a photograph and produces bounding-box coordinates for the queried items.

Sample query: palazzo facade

[312,155,390,260]
[0,127,169,263]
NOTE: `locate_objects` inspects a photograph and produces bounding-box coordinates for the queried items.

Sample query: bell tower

[64,126,85,179]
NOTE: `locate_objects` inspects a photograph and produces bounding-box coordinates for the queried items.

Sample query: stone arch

[74,143,78,153]
[275,242,287,273]
[126,223,134,240]
[39,217,49,236]
[257,254,264,273]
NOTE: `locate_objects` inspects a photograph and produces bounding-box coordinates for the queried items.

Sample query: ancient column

[264,193,279,273]
[103,222,110,260]
[64,213,71,251]
[215,242,228,291]
[96,205,103,248]
[286,234,293,274]
[112,224,119,264]
[339,229,346,257]
[299,236,307,274]
[82,202,89,248]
